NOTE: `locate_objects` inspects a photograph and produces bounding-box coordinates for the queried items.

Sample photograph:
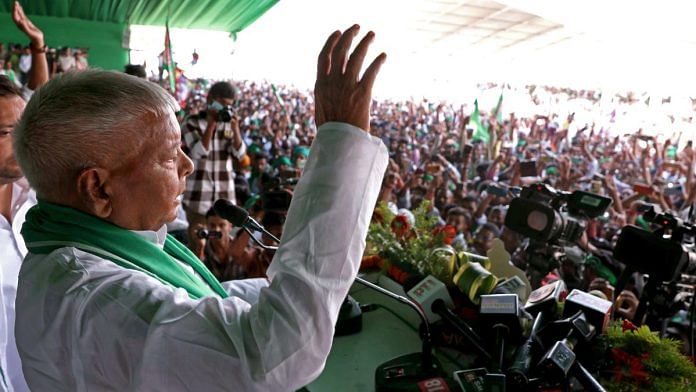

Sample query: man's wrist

[30,41,47,54]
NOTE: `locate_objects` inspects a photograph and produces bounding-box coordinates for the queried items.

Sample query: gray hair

[14,70,178,198]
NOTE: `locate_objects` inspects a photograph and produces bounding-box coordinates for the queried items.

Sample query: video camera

[614,204,696,282]
[613,204,696,327]
[505,183,611,244]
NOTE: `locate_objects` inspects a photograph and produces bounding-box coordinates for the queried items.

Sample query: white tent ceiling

[230,0,696,99]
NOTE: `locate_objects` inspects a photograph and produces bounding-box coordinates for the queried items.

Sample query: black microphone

[213,199,280,249]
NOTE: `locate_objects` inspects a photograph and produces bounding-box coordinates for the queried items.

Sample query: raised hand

[314,25,387,132]
[12,1,44,46]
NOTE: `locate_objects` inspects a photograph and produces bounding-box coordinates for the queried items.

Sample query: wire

[689,291,695,362]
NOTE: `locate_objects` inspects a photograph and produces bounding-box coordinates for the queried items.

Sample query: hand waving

[12,1,44,45]
[314,25,387,132]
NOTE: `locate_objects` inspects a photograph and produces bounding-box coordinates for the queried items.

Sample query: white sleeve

[18,121,388,392]
[221,278,269,304]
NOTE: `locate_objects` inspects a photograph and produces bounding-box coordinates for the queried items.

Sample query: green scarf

[22,201,228,299]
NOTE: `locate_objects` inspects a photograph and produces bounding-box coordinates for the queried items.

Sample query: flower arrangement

[362,201,497,304]
[597,320,696,392]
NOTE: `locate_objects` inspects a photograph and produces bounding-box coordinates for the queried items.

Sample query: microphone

[507,279,568,387]
[407,275,491,361]
[213,199,280,249]
[478,293,527,390]
[537,311,606,392]
[479,294,527,371]
[562,289,613,334]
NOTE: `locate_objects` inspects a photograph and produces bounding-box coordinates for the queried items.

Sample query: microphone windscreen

[213,199,248,226]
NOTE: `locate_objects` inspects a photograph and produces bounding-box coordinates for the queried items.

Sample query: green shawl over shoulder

[21,201,227,299]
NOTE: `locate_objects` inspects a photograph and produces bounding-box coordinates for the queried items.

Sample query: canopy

[0,0,278,32]
[0,0,277,70]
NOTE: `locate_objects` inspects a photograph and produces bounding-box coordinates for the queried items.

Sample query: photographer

[182,81,247,255]
[193,208,247,282]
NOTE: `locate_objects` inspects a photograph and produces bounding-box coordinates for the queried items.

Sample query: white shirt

[0,178,35,392]
[57,55,75,72]
[17,55,31,74]
[16,122,388,391]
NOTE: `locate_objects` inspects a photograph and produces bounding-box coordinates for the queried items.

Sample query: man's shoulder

[183,112,207,131]
[20,247,179,305]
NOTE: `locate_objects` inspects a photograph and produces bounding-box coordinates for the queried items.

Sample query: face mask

[208,101,224,111]
[296,158,306,169]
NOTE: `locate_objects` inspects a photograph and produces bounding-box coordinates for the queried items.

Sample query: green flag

[271,83,285,106]
[492,91,503,123]
[471,99,489,144]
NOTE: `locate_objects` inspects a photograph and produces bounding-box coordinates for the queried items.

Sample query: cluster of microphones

[211,199,613,391]
[371,274,612,392]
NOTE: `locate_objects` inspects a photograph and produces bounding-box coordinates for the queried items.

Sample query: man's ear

[76,167,112,219]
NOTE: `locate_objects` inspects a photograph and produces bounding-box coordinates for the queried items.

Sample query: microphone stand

[354,276,435,370]
[243,227,279,251]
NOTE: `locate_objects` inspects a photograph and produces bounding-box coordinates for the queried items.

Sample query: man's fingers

[329,24,359,76]
[345,31,374,82]
[359,52,387,93]
[317,30,340,79]
[12,2,21,24]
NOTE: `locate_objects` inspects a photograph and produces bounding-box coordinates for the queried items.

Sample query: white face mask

[296,158,306,169]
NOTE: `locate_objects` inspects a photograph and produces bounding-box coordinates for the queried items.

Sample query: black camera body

[614,206,696,282]
[217,105,236,122]
[613,205,696,328]
[505,183,611,244]
[196,228,223,239]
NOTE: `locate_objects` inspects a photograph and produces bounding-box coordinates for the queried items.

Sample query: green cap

[247,144,262,156]
[293,146,310,160]
[272,156,292,169]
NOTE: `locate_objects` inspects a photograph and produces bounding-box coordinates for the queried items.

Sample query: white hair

[14,70,178,198]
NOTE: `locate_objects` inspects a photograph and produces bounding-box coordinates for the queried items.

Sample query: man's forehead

[0,96,25,124]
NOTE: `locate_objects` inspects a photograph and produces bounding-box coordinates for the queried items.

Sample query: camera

[217,105,236,122]
[505,183,611,244]
[196,228,223,239]
[613,204,696,329]
[614,205,696,282]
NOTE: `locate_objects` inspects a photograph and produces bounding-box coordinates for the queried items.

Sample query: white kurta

[15,122,388,392]
[0,178,34,392]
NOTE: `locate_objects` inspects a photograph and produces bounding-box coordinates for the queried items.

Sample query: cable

[689,290,695,361]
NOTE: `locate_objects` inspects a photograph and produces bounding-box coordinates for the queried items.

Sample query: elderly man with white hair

[13,25,387,391]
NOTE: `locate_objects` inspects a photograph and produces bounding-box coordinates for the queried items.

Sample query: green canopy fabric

[0,0,278,33]
[0,0,277,70]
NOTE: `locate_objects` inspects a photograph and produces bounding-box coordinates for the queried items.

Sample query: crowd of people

[0,43,88,87]
[170,75,695,294]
